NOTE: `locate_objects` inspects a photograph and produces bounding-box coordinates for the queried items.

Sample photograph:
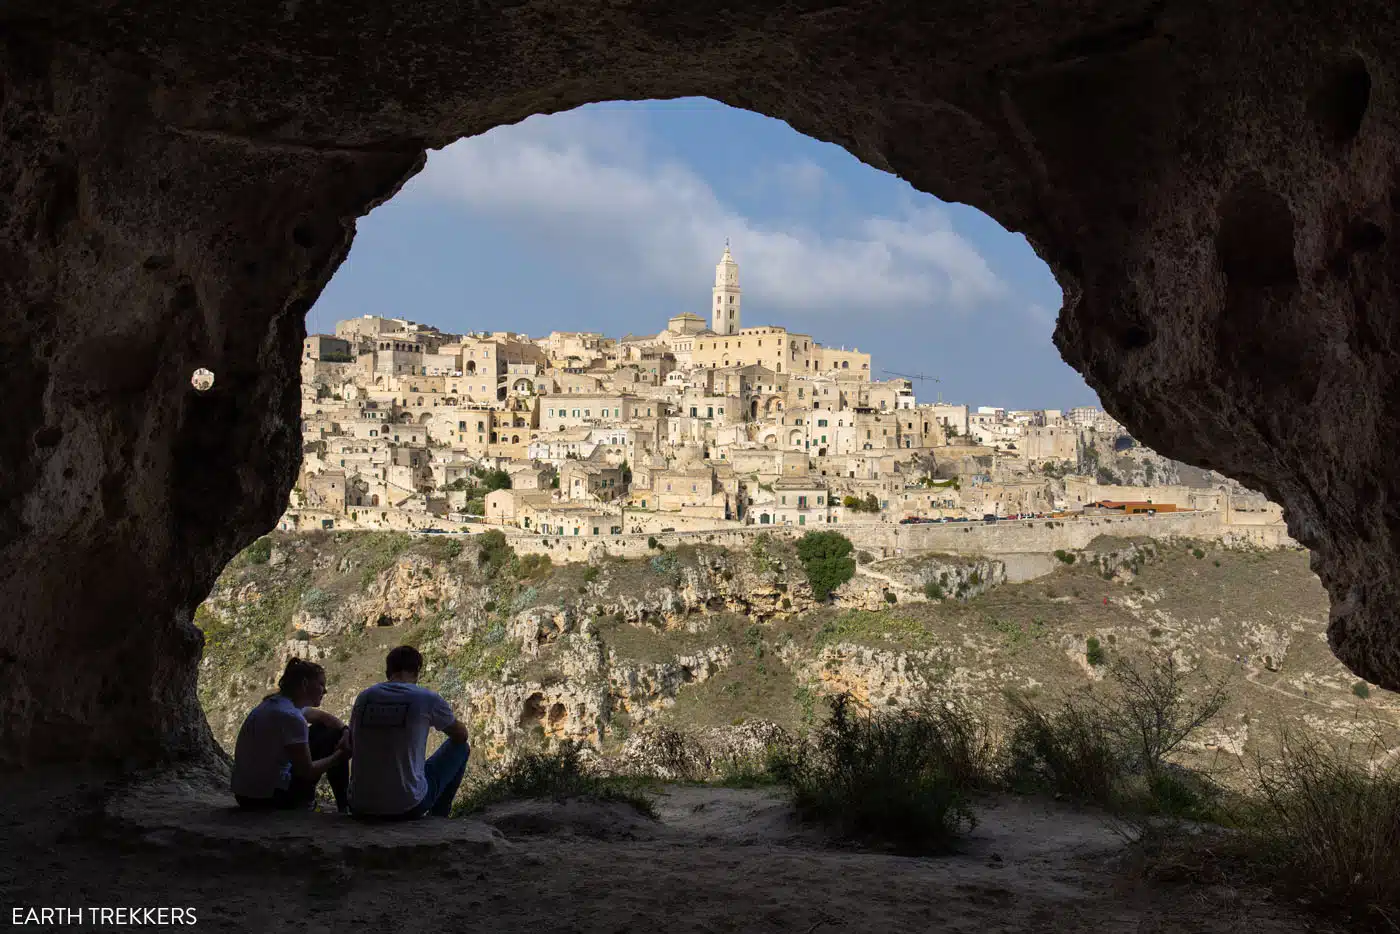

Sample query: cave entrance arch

[2,3,1397,770]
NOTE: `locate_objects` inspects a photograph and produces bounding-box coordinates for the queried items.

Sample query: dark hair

[278,657,325,696]
[386,645,423,678]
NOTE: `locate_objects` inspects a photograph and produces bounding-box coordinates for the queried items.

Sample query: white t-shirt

[348,681,457,815]
[230,694,309,798]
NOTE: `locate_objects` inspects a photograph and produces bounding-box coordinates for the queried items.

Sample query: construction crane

[883,370,940,384]
[882,370,944,403]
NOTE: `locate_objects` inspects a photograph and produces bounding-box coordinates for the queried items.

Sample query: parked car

[982,514,998,523]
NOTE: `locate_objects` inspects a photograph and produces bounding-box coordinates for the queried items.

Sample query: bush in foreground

[452,742,656,818]
[1233,732,1400,928]
[1003,652,1227,816]
[769,693,992,852]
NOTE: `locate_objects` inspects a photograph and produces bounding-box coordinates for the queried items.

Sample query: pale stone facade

[284,244,1275,538]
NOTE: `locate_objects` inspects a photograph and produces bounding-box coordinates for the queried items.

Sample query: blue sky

[311,98,1098,409]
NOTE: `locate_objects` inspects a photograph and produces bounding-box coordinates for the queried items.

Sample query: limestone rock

[5,1,1400,772]
[612,721,795,781]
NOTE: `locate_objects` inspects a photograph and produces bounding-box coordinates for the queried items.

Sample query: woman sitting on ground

[230,657,352,812]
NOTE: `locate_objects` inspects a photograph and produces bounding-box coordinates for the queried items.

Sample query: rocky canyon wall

[3,1,1400,767]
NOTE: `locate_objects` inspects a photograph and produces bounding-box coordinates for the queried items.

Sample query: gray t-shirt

[348,681,457,815]
[230,694,309,798]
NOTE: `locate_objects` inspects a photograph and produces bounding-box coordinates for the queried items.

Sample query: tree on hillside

[796,531,856,601]
[472,467,512,493]
[840,494,882,514]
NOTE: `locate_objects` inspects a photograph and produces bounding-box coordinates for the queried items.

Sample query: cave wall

[1,1,1397,766]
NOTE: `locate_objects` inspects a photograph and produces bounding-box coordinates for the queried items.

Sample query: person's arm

[443,718,470,745]
[286,740,347,782]
[303,707,346,731]
[430,693,471,745]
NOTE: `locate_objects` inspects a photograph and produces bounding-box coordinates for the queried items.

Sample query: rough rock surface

[3,2,1400,767]
[194,534,1400,780]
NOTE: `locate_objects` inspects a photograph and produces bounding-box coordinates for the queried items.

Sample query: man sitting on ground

[348,645,471,819]
[231,658,352,811]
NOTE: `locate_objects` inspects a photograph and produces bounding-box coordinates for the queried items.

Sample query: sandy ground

[0,768,1337,934]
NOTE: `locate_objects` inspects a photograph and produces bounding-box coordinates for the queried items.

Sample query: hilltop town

[288,245,1286,547]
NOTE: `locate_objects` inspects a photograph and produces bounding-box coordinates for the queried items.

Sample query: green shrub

[1105,652,1227,780]
[923,580,944,600]
[1353,681,1371,699]
[769,693,991,852]
[1231,732,1400,927]
[795,531,855,602]
[582,565,599,584]
[780,597,792,610]
[430,538,464,560]
[884,591,897,604]
[1004,652,1228,812]
[472,466,512,493]
[1192,548,1205,559]
[856,550,875,565]
[452,741,655,818]
[244,537,273,565]
[1085,636,1106,666]
[477,530,513,572]
[647,535,659,550]
[712,754,784,788]
[841,494,881,513]
[513,553,552,580]
[299,587,336,617]
[1053,549,1075,565]
[510,586,540,612]
[1003,692,1124,805]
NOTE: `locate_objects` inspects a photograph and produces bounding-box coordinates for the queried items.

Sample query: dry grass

[1229,731,1400,929]
[453,741,657,818]
[769,693,995,852]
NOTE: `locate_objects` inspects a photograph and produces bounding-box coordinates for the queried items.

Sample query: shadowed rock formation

[1,1,1396,767]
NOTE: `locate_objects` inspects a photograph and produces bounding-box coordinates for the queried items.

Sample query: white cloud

[755,157,828,201]
[407,106,1008,319]
[1024,302,1059,334]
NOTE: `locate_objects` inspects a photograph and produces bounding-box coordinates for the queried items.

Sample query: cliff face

[197,532,1399,772]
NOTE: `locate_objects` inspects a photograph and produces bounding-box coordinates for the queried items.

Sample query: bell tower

[712,241,741,335]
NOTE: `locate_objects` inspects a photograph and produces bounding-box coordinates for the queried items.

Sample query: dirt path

[0,769,1336,934]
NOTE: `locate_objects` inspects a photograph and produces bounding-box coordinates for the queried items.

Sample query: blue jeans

[415,738,470,817]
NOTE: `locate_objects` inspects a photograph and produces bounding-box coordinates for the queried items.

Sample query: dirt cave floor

[0,769,1337,934]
